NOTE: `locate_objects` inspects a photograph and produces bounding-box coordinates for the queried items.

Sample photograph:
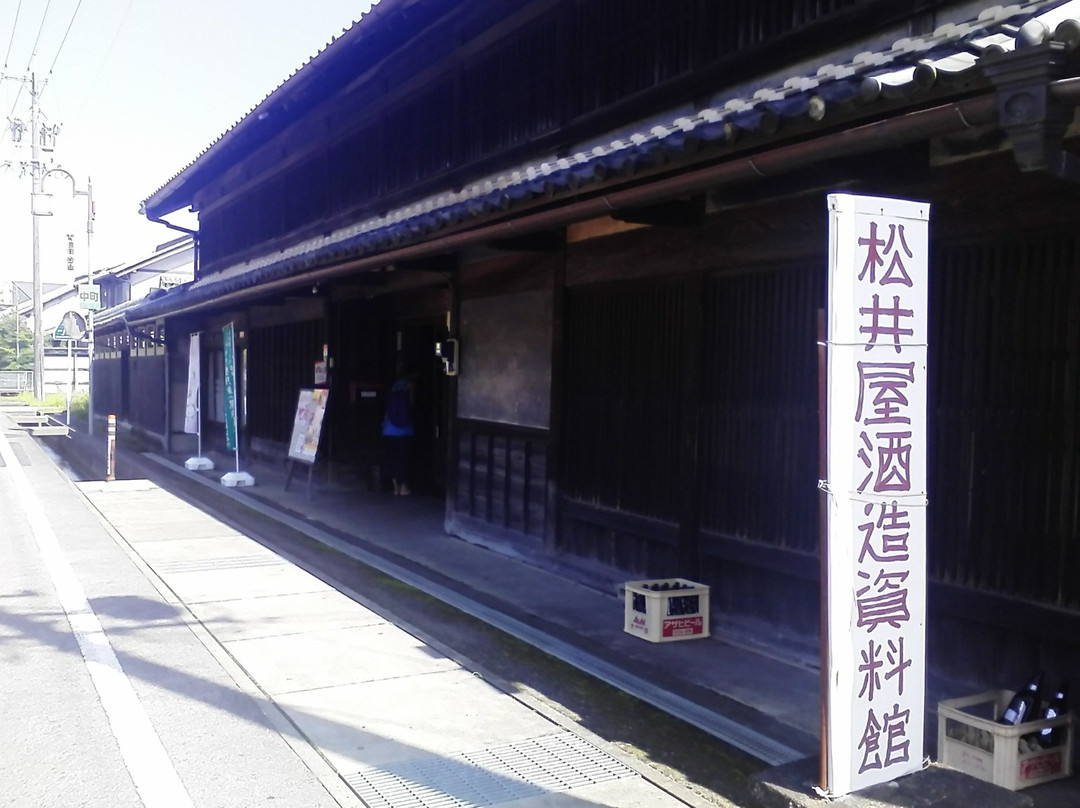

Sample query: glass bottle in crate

[1000,671,1043,726]
[1039,680,1069,748]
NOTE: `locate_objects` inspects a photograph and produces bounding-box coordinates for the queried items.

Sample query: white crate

[937,690,1073,790]
[623,578,710,643]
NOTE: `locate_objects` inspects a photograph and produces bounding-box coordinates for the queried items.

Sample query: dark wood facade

[192,0,960,275]
[124,0,1080,690]
[93,325,167,436]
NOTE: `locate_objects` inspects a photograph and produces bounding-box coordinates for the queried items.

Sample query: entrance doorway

[395,322,447,496]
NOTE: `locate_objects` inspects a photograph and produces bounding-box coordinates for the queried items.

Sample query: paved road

[0,417,706,808]
[0,422,351,808]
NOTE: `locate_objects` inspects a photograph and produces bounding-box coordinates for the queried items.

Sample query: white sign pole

[66,339,73,425]
[825,194,929,796]
[77,283,101,436]
[87,309,94,435]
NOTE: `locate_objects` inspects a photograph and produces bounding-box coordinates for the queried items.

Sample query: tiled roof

[129,0,1079,324]
[95,288,172,329]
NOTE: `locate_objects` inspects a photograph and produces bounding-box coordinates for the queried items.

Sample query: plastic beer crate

[937,690,1073,790]
[623,578,710,643]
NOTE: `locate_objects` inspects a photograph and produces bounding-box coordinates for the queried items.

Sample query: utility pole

[30,72,44,400]
[4,72,82,402]
[86,177,95,435]
[12,281,19,362]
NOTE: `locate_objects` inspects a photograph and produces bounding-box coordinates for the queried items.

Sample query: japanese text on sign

[825,194,929,796]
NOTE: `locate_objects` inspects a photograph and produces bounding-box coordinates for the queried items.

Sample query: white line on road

[0,429,195,808]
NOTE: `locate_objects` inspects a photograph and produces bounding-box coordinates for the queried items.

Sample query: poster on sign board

[288,388,329,464]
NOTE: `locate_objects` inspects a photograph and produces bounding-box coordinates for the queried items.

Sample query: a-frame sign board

[285,388,329,499]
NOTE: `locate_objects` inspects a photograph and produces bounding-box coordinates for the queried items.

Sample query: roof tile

[127,0,1074,324]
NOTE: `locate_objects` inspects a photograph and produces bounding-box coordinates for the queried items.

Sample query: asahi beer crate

[623,578,710,643]
[937,690,1073,790]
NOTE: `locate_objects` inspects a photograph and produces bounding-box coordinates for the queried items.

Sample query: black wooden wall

[699,266,821,553]
[92,355,123,421]
[563,279,687,524]
[246,320,326,446]
[454,420,548,541]
[560,265,820,577]
[91,328,166,436]
[129,354,166,436]
[559,228,1080,621]
[930,234,1080,611]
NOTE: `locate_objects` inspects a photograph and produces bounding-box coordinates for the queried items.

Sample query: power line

[8,82,25,119]
[3,0,24,69]
[47,0,82,76]
[4,0,80,138]
[8,74,48,121]
[25,0,53,72]
[36,0,85,122]
[73,0,134,122]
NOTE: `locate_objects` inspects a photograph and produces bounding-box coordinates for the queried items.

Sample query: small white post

[106,414,116,482]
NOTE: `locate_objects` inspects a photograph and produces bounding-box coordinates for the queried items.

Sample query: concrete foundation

[750,757,1032,808]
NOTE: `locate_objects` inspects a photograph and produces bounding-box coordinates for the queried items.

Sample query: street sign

[53,310,86,341]
[77,283,101,311]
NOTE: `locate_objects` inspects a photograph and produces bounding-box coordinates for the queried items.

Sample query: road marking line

[0,430,195,808]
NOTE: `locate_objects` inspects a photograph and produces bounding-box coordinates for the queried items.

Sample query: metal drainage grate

[343,732,638,808]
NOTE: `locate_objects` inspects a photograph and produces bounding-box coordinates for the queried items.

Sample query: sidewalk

[77,476,695,807]
[3,409,708,807]
[32,414,1080,807]
[149,448,821,767]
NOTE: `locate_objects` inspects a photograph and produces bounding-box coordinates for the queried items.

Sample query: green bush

[69,392,89,419]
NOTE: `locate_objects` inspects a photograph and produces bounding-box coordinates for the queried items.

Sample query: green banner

[223,322,237,451]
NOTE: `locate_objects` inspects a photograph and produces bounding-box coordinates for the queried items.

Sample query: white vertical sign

[826,194,929,795]
[184,333,200,435]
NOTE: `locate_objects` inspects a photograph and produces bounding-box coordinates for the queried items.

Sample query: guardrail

[0,402,69,436]
[0,371,33,396]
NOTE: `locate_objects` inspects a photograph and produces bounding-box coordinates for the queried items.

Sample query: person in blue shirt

[382,369,415,495]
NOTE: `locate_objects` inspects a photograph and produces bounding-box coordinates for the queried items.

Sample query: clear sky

[0,0,374,291]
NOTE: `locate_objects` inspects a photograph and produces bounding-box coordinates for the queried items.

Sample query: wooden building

[109,0,1080,691]
[92,236,195,443]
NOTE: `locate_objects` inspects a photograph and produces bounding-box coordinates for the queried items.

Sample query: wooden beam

[708,145,929,212]
[395,253,458,274]
[566,216,648,243]
[488,230,566,253]
[612,195,706,227]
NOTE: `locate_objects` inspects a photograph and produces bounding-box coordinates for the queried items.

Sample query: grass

[13,392,66,408]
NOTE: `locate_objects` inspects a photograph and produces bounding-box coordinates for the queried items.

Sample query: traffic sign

[78,283,101,311]
[53,311,86,341]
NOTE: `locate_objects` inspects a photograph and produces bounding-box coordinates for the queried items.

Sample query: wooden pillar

[677,273,705,577]
[444,272,462,531]
[545,239,567,554]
